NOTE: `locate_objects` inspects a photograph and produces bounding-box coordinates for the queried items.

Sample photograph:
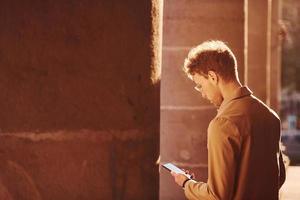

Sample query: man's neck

[220,80,243,102]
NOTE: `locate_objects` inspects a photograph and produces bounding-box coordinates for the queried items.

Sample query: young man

[171,40,286,200]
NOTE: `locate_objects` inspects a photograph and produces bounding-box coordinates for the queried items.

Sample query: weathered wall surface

[246,0,269,103]
[246,0,282,112]
[270,0,282,113]
[0,0,161,199]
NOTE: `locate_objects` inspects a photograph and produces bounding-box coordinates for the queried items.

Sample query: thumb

[191,173,195,179]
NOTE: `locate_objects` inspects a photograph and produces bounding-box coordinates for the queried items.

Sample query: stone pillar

[270,0,283,112]
[0,1,162,200]
[160,1,245,199]
[246,0,270,103]
[246,0,282,111]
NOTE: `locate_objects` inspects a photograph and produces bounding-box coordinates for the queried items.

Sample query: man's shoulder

[223,95,279,118]
[218,95,281,131]
[209,117,238,132]
[208,117,240,140]
[248,94,281,120]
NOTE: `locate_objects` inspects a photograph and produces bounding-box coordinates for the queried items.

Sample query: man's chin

[205,98,220,107]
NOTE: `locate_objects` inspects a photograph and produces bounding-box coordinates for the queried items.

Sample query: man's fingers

[181,168,189,174]
[181,168,192,175]
[182,169,196,178]
[190,173,195,179]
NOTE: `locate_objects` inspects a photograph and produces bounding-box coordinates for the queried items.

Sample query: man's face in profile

[193,73,223,107]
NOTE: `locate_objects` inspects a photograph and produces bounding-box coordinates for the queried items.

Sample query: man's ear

[208,71,219,85]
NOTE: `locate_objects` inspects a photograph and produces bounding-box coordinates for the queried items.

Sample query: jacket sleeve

[184,118,241,200]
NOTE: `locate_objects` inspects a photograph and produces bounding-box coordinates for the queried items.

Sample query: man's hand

[171,170,195,187]
[171,172,189,187]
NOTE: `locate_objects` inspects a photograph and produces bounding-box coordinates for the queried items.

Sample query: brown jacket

[184,86,286,200]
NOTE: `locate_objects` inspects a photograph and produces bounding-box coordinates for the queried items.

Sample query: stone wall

[0,0,161,199]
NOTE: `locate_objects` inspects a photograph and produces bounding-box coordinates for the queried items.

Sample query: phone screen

[162,163,191,179]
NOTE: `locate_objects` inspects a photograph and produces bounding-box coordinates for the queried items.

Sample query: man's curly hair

[183,40,238,82]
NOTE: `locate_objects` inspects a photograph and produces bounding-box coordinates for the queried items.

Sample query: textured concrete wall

[160,1,245,199]
[0,0,161,199]
[270,0,282,112]
[246,0,269,102]
[246,0,282,111]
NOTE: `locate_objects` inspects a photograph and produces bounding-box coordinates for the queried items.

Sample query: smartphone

[162,163,191,179]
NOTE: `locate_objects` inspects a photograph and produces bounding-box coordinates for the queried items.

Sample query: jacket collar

[217,86,253,115]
